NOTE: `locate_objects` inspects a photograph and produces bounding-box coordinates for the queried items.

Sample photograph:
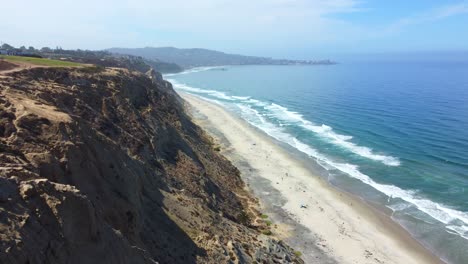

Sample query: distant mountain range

[107,47,335,69]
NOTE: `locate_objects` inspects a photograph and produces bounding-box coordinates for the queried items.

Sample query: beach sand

[181,92,442,264]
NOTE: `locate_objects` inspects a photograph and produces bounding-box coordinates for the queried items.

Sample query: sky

[1,0,468,58]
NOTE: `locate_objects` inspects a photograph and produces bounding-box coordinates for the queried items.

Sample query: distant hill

[0,43,184,74]
[108,47,335,69]
[42,49,182,73]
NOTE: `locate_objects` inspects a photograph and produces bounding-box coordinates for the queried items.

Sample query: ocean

[165,54,468,263]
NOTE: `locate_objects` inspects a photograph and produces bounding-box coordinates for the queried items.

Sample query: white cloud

[385,2,468,34]
[0,1,466,55]
[0,0,362,51]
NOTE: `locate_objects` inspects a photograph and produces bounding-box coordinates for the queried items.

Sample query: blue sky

[1,0,467,58]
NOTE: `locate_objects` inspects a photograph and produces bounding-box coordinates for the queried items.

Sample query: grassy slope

[0,55,84,67]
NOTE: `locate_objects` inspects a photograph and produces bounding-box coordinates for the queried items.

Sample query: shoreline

[180,92,442,264]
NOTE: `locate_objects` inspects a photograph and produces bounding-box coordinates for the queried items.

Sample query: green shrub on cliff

[237,211,251,226]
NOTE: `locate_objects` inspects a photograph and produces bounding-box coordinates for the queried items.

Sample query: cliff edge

[0,66,303,263]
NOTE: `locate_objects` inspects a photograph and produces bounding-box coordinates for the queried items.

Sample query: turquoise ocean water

[166,54,468,263]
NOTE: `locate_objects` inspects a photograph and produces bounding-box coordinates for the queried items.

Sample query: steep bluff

[0,66,303,263]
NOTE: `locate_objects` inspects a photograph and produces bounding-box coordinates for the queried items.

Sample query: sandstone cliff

[0,66,302,263]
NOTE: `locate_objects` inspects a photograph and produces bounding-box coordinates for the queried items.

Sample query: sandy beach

[181,92,442,264]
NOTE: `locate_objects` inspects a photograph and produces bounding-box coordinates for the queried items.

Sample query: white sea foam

[176,84,402,167]
[234,103,468,240]
[164,66,225,77]
[169,79,235,101]
[232,96,251,100]
[264,103,401,166]
[170,83,403,167]
[243,98,268,107]
[172,83,468,240]
[446,225,468,240]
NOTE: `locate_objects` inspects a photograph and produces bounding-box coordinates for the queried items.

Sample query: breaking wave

[171,81,468,241]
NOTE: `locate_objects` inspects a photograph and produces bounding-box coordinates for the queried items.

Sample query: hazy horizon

[1,1,468,59]
[109,47,468,61]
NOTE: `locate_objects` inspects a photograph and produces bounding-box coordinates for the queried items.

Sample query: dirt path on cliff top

[0,59,88,77]
[0,60,18,71]
[0,60,45,75]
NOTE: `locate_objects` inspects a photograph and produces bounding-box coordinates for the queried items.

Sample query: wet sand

[181,92,442,264]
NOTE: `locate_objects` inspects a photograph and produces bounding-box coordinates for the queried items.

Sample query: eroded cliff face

[0,67,302,263]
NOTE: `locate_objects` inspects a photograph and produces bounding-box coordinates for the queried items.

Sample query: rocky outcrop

[0,67,303,263]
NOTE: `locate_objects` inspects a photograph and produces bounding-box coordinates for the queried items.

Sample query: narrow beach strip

[181,92,441,264]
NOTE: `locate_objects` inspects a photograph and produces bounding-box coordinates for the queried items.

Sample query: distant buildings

[0,48,40,57]
[0,48,23,55]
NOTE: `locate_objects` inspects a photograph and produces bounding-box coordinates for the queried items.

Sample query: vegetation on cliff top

[0,55,84,67]
[0,43,183,73]
[0,60,303,263]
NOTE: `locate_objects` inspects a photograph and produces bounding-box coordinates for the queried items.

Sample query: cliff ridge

[0,66,302,263]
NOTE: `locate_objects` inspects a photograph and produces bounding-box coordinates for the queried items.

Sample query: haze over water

[167,53,468,263]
